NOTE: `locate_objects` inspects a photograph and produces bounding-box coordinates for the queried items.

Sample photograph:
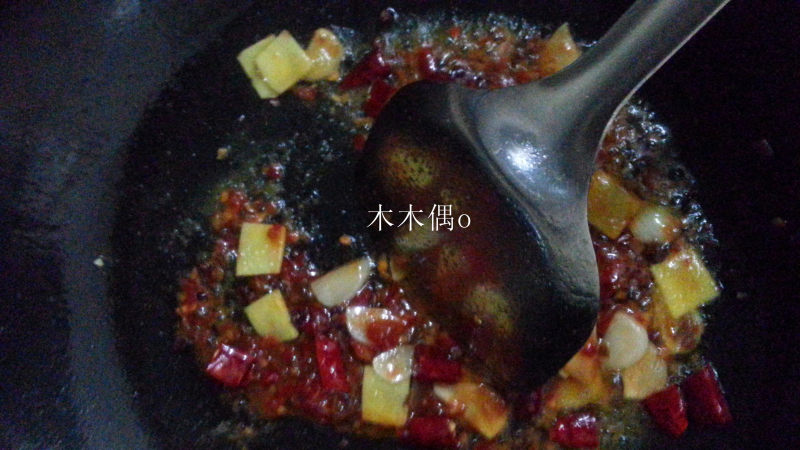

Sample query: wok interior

[108,0,799,448]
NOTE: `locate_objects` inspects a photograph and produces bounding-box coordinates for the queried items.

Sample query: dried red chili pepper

[363,79,396,118]
[643,385,689,438]
[340,49,392,90]
[403,416,458,448]
[414,344,462,383]
[314,334,350,393]
[205,344,252,387]
[682,365,732,426]
[549,412,599,448]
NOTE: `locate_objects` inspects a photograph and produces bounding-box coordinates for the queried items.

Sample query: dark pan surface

[1,0,798,448]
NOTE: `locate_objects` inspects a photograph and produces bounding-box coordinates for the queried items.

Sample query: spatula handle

[552,0,730,128]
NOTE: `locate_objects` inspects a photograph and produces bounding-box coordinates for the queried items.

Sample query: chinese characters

[368,204,471,231]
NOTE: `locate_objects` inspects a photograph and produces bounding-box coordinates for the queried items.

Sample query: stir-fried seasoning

[177,12,730,449]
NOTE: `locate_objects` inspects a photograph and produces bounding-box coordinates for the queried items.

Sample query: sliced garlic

[345,306,397,344]
[433,383,456,402]
[372,345,414,383]
[310,257,372,307]
[602,311,649,370]
[630,204,681,244]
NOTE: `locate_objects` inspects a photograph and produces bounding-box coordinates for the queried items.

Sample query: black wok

[1,0,798,448]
